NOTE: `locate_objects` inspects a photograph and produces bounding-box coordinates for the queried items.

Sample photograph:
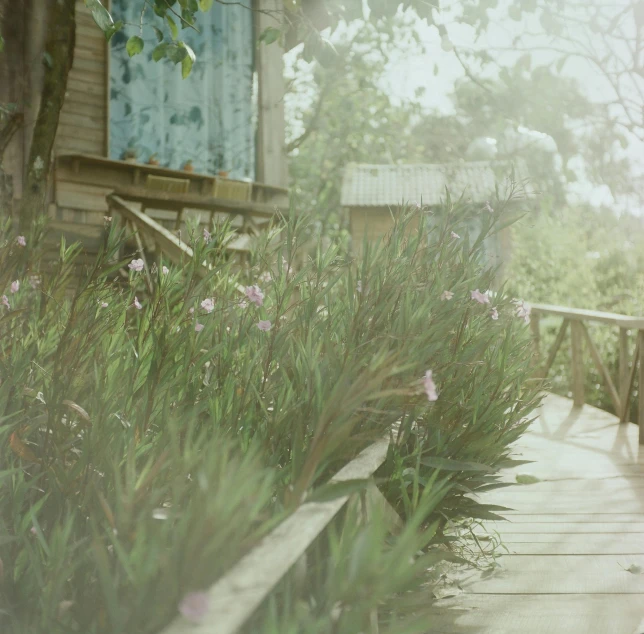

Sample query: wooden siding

[55,1,107,157]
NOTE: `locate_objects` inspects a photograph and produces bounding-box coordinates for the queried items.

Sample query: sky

[285,1,644,214]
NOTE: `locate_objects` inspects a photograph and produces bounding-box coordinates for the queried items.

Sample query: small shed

[341,160,534,267]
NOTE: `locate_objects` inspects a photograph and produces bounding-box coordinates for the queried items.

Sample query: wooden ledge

[531,303,644,330]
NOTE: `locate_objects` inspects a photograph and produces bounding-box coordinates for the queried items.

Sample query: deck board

[427,393,644,633]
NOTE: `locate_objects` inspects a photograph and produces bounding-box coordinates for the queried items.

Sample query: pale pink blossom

[1,295,9,310]
[104,216,112,224]
[441,290,454,301]
[194,322,204,332]
[356,280,363,293]
[10,280,19,294]
[162,265,169,275]
[128,258,144,272]
[450,231,460,239]
[259,271,272,283]
[484,201,494,213]
[424,370,438,402]
[203,228,211,243]
[470,289,490,305]
[245,285,264,307]
[133,297,142,310]
[30,527,37,536]
[237,299,248,309]
[29,276,40,289]
[178,591,209,624]
[100,301,109,308]
[513,299,531,324]
[16,236,26,247]
[490,307,499,320]
[257,320,272,332]
[188,307,195,315]
[200,298,215,313]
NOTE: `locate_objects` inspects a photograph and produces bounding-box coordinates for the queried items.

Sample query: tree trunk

[19,0,76,233]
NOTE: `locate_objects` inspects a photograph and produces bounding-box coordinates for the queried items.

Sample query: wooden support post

[530,312,540,364]
[639,330,644,445]
[619,328,629,422]
[570,321,585,408]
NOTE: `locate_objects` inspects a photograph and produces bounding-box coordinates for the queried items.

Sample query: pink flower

[30,527,37,536]
[194,322,204,332]
[484,201,494,213]
[203,228,211,243]
[200,298,215,313]
[441,290,454,301]
[128,258,144,272]
[178,591,209,624]
[237,299,248,309]
[29,276,40,289]
[245,285,264,307]
[10,280,19,294]
[104,216,112,224]
[162,266,169,275]
[424,370,438,402]
[16,236,26,247]
[470,289,490,305]
[356,280,363,293]
[100,301,109,308]
[1,295,9,310]
[133,297,142,310]
[259,271,272,283]
[513,299,531,324]
[257,320,272,332]
[450,231,460,239]
[188,307,195,315]
[490,307,499,320]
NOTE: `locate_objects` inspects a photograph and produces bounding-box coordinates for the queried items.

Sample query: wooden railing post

[570,321,585,408]
[639,330,644,445]
[619,328,629,422]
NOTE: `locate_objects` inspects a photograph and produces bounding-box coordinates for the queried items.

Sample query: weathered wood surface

[531,304,644,329]
[428,393,644,633]
[160,437,391,634]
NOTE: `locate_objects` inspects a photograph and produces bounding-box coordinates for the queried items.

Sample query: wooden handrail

[531,303,644,329]
[160,436,397,634]
[530,303,644,444]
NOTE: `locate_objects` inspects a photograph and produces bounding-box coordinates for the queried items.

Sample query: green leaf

[515,474,540,485]
[152,43,168,62]
[420,456,493,472]
[166,43,188,64]
[105,20,124,42]
[305,479,372,504]
[42,52,53,68]
[181,43,196,78]
[126,36,145,57]
[84,0,115,37]
[556,56,567,73]
[166,15,179,40]
[153,26,164,42]
[199,0,214,9]
[259,26,281,46]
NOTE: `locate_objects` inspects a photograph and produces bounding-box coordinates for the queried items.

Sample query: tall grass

[0,195,539,633]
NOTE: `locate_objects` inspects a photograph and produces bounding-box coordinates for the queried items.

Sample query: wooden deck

[428,393,644,634]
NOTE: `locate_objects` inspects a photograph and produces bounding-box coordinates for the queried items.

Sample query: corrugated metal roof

[340,160,533,208]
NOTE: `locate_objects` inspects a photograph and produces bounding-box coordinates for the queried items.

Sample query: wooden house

[341,160,534,270]
[0,0,288,268]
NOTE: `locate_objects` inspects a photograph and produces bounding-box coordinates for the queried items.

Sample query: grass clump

[0,194,539,633]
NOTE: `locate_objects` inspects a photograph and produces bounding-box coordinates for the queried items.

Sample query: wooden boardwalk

[428,393,644,634]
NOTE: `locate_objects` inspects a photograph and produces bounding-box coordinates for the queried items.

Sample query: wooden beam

[621,339,640,423]
[619,328,629,417]
[531,303,644,330]
[580,323,621,415]
[570,321,585,408]
[542,319,569,380]
[159,437,391,634]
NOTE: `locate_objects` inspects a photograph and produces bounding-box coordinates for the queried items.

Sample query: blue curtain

[109,2,255,179]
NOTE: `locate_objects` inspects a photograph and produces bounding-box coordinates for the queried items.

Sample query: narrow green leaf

[516,474,541,485]
[181,43,196,78]
[153,26,164,42]
[152,43,168,62]
[166,15,179,40]
[126,35,144,57]
[420,456,493,472]
[259,26,281,46]
[84,0,115,37]
[199,0,214,9]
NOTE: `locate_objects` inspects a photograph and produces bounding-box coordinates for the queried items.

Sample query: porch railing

[530,303,644,444]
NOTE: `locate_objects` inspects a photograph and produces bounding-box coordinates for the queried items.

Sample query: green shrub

[0,197,538,633]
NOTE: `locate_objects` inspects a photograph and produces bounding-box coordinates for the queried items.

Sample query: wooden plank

[542,318,569,379]
[570,321,585,407]
[623,339,640,422]
[487,513,644,524]
[483,533,644,555]
[59,110,104,131]
[427,595,644,634]
[531,303,644,330]
[458,554,644,594]
[45,221,104,253]
[160,437,391,634]
[581,322,621,414]
[620,327,630,416]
